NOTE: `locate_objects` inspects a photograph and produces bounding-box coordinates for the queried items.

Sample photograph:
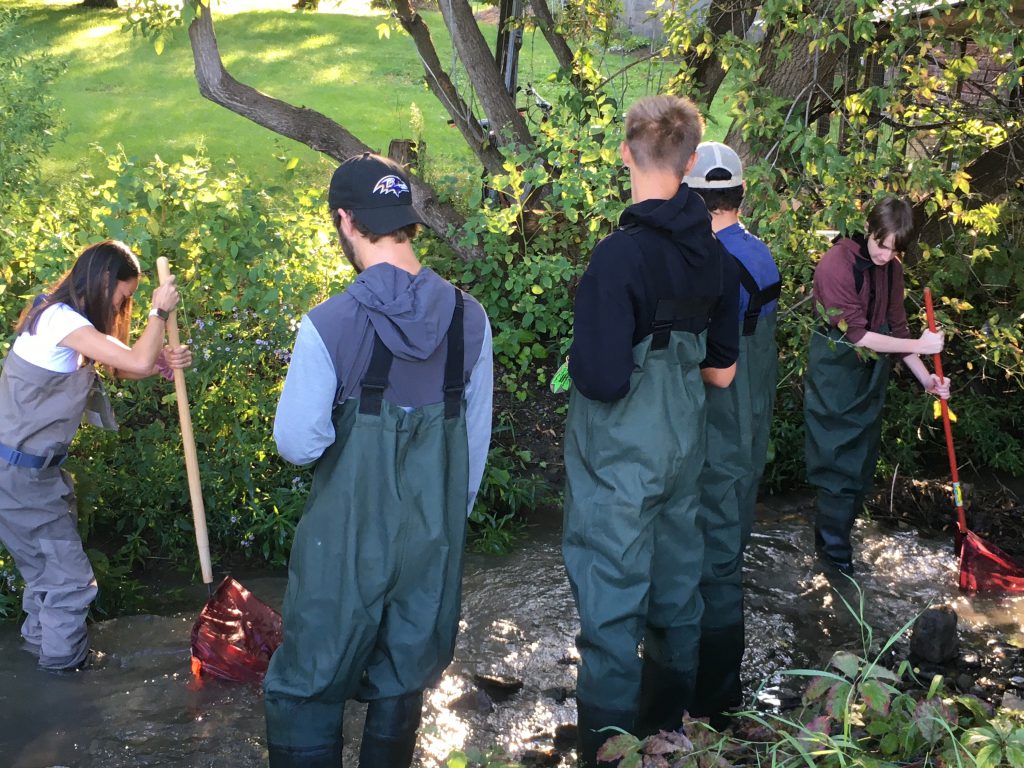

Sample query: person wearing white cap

[683,141,781,729]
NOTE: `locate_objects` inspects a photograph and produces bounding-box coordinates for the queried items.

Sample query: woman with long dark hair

[0,240,191,671]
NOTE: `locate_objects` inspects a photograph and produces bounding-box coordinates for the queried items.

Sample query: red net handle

[923,287,967,534]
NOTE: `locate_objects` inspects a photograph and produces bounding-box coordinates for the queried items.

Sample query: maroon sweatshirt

[812,236,910,345]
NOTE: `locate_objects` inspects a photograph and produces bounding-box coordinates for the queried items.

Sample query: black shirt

[569,184,740,402]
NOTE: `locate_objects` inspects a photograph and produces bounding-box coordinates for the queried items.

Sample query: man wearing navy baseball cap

[327,152,424,241]
[265,152,493,767]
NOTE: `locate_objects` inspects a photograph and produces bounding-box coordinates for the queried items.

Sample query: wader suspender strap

[357,286,465,418]
[735,259,781,336]
[443,288,466,419]
[358,333,395,415]
[854,259,892,332]
[619,224,719,351]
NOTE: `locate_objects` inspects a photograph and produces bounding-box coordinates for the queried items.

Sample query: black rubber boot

[358,691,423,768]
[814,505,856,575]
[635,661,694,738]
[576,703,636,767]
[268,741,342,768]
[692,623,744,730]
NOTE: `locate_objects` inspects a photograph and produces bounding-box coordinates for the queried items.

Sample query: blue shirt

[716,222,780,324]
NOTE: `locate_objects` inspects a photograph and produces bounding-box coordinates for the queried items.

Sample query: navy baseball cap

[328,153,424,235]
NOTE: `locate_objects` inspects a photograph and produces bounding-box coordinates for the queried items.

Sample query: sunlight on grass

[11,0,724,189]
[296,33,337,51]
[44,21,121,58]
[37,0,382,14]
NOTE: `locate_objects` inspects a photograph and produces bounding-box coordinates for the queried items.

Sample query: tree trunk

[392,0,506,177]
[914,128,1024,246]
[435,0,533,148]
[724,10,847,168]
[687,0,755,107]
[186,3,480,260]
[527,0,579,87]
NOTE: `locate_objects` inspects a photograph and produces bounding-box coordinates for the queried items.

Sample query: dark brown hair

[332,209,419,244]
[625,95,705,176]
[16,240,142,347]
[692,168,744,213]
[866,197,916,252]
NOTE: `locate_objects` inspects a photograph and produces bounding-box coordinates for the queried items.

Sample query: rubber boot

[576,703,636,767]
[357,691,423,768]
[814,496,856,575]
[692,623,744,730]
[635,660,695,737]
[268,741,342,768]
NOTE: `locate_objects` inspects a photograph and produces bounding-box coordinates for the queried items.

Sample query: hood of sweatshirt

[618,184,719,259]
[345,263,456,362]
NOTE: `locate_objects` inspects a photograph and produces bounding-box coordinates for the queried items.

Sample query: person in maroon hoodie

[804,197,950,575]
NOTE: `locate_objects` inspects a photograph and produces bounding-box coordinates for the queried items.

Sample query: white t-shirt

[12,303,94,373]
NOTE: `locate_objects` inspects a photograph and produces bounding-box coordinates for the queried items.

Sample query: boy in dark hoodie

[805,196,949,575]
[562,95,739,764]
[264,153,492,768]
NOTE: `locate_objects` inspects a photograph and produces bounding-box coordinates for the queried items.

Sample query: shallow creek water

[2,498,1022,768]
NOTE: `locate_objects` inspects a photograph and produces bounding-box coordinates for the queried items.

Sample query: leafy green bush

[1,147,345,605]
[0,8,64,197]
[429,83,626,399]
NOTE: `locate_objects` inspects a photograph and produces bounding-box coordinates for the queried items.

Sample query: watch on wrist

[149,307,170,321]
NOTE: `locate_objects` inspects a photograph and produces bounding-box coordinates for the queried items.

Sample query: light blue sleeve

[273,316,337,466]
[463,315,493,516]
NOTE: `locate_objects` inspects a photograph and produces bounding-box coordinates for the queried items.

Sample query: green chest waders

[693,310,778,725]
[0,351,105,670]
[804,325,891,568]
[264,290,470,768]
[563,310,710,756]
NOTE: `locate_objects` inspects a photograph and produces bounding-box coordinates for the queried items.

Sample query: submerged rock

[910,606,959,664]
[473,672,524,701]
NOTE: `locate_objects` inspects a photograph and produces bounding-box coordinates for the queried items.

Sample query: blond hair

[625,95,705,176]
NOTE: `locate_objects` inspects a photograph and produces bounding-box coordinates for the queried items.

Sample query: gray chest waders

[0,351,107,670]
[264,288,470,768]
[694,297,779,725]
[563,243,721,756]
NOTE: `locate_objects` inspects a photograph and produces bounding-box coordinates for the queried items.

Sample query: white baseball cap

[683,141,743,189]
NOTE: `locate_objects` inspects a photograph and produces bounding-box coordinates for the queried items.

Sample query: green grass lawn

[11,0,733,190]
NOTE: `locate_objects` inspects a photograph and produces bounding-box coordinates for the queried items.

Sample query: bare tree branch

[391,0,505,176]
[526,0,580,87]
[186,3,481,260]
[435,0,533,147]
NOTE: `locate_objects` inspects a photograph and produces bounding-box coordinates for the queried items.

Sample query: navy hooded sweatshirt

[569,184,740,402]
